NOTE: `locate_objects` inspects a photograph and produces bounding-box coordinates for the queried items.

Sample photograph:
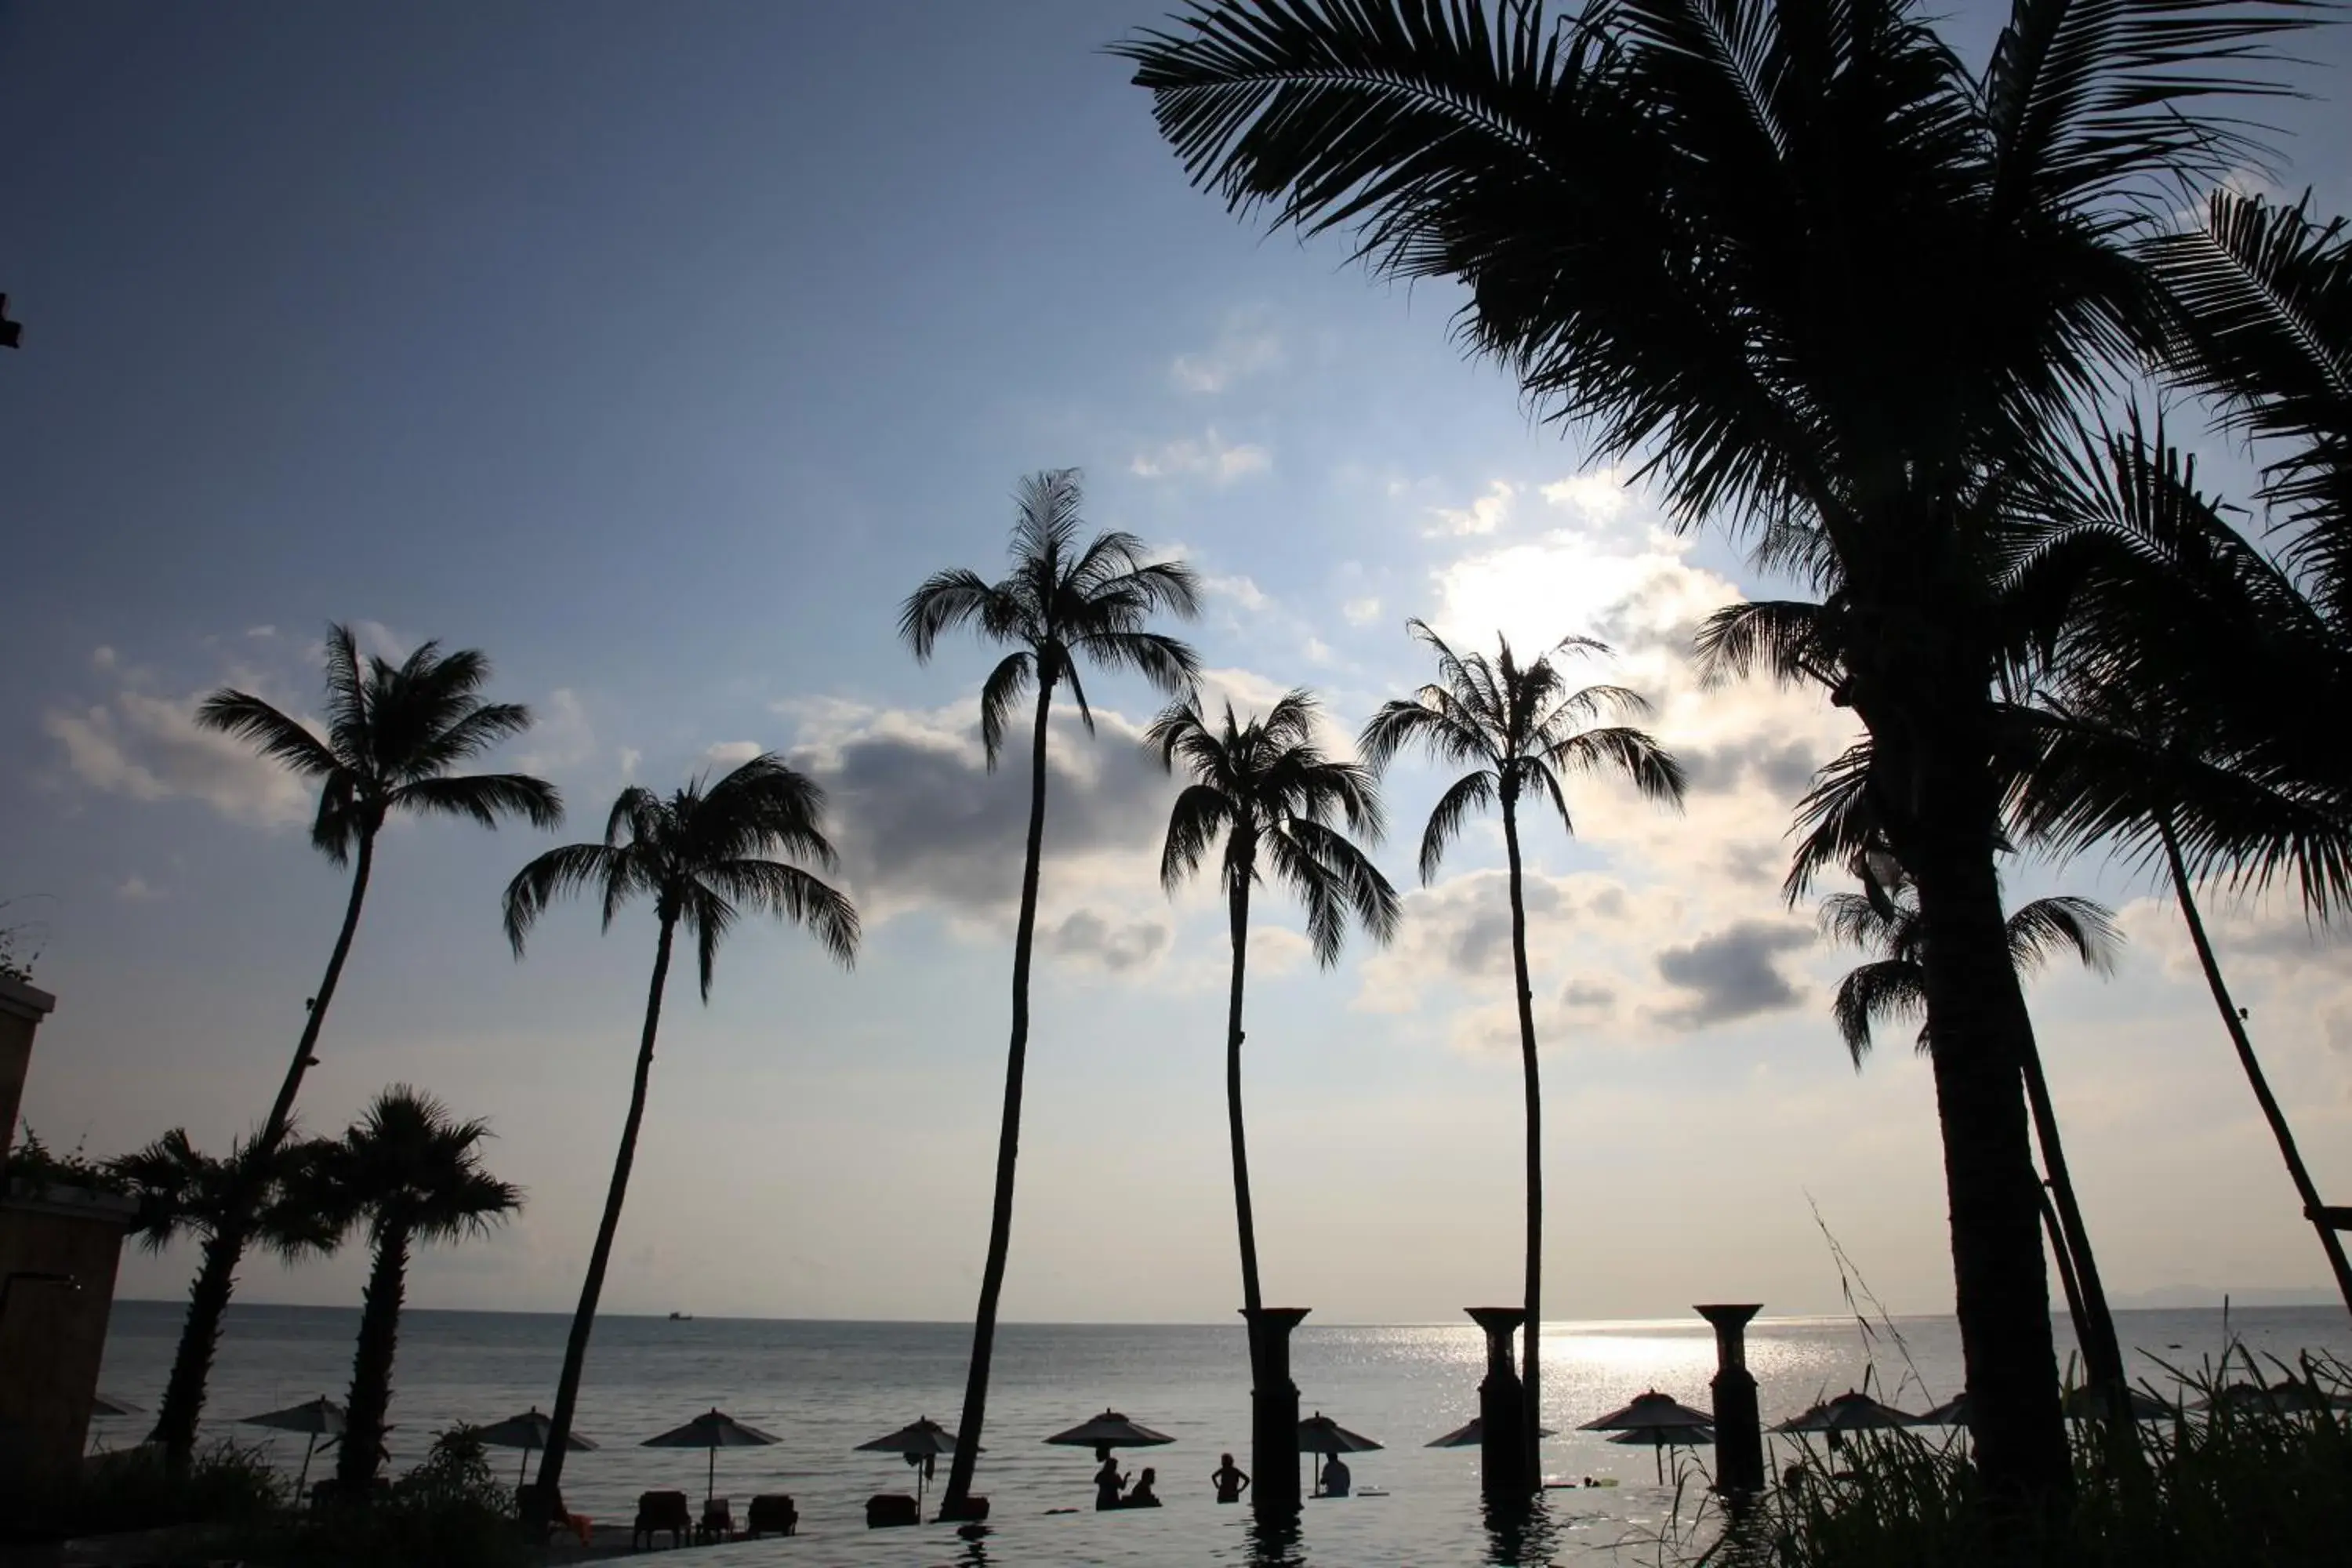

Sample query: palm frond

[1693,599,1838,688]
[698,858,861,969]
[193,691,341,779]
[1277,815,1403,957]
[391,772,564,833]
[898,569,1012,662]
[1832,958,1928,1069]
[502,842,630,953]
[978,652,1035,769]
[1417,767,1497,884]
[1159,782,1236,894]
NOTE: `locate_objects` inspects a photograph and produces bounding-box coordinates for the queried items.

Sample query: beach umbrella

[642,1408,779,1506]
[89,1393,140,1419]
[1609,1424,1713,1483]
[1296,1413,1382,1454]
[471,1406,599,1486]
[1771,1392,1924,1439]
[1580,1391,1716,1435]
[2198,1380,2342,1416]
[1043,1410,1174,1454]
[855,1417,974,1514]
[2060,1386,2173,1422]
[1915,1392,1969,1427]
[1426,1415,1557,1448]
[237,1396,345,1492]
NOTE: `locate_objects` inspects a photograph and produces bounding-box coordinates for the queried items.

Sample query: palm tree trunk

[262,831,376,1155]
[2036,1184,2090,1369]
[152,833,376,1472]
[940,683,1054,1521]
[2159,814,2352,1315]
[1227,863,1262,1318]
[1897,727,2069,1505]
[535,913,676,1505]
[2018,1043,2129,1409]
[1500,797,1542,1489]
[339,1222,410,1494]
[149,1225,245,1472]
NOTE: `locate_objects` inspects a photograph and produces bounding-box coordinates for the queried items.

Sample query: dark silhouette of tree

[1119,0,2314,1499]
[305,1087,521,1494]
[503,753,856,1507]
[899,470,1200,1517]
[1360,621,1681,1481]
[1149,690,1397,1373]
[143,627,556,1468]
[111,1128,343,1454]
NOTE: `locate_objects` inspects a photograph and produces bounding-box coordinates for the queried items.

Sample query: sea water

[94,1302,2352,1565]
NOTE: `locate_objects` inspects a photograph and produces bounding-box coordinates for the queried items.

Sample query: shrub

[230,1426,526,1568]
[49,1439,287,1536]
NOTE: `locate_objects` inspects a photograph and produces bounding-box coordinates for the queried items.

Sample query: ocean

[94,1301,2352,1565]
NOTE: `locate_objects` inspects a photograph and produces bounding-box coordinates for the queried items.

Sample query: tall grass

[1699,1355,2352,1568]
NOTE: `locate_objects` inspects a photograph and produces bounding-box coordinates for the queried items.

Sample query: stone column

[1243,1307,1309,1512]
[1697,1304,1763,1494]
[1466,1306,1530,1497]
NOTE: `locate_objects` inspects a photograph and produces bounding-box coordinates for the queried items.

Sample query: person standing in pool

[1127,1468,1162,1507]
[1211,1453,1250,1504]
[1318,1453,1351,1497]
[1094,1449,1127,1511]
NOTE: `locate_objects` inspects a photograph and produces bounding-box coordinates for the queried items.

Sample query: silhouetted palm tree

[899,470,1200,1517]
[502,753,856,1505]
[307,1087,521,1494]
[1120,0,2314,1496]
[1149,691,1398,1377]
[154,626,557,1467]
[1360,622,1681,1479]
[111,1129,343,1452]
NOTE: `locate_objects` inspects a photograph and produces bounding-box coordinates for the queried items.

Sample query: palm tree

[1359,621,1682,1481]
[1117,0,2314,1498]
[152,626,558,1468]
[898,470,1201,1517]
[1149,690,1399,1476]
[111,1129,344,1453]
[1819,864,2139,1400]
[307,1087,521,1494]
[502,753,857,1506]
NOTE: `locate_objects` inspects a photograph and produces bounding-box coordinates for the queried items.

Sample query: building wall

[0,1186,136,1491]
[0,975,57,1163]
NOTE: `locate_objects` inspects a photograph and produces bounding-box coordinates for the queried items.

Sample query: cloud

[1204,574,1271,612]
[1652,920,1814,1029]
[1131,430,1271,484]
[618,747,643,781]
[702,740,764,768]
[244,626,278,641]
[115,875,165,902]
[784,700,1177,925]
[1170,313,1281,394]
[1045,908,1171,974]
[1679,735,1824,800]
[1342,597,1383,627]
[45,677,314,829]
[1431,480,1516,537]
[515,688,595,773]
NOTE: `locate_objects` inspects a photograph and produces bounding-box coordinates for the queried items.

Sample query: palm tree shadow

[1241,1508,1307,1568]
[1483,1495,1559,1567]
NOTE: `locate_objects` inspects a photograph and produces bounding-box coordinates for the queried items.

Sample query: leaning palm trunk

[2019,1041,2129,1414]
[1226,864,1264,1317]
[1896,723,2071,1500]
[535,916,677,1501]
[152,837,376,1468]
[337,1221,410,1493]
[2159,815,2352,1315]
[941,686,1054,1519]
[1501,797,1544,1484]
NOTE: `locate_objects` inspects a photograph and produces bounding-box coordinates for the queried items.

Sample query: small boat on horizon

[669,1311,694,1322]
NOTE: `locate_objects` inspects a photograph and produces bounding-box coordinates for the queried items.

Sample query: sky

[5,2,2352,1328]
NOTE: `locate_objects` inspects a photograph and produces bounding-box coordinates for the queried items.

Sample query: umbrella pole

[707,1446,716,1508]
[297,1432,316,1496]
[518,1443,533,1489]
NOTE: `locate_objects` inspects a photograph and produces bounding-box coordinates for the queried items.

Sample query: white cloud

[618,747,643,781]
[1131,429,1271,484]
[515,688,595,773]
[45,677,314,830]
[1430,480,1516,537]
[115,875,165,903]
[1303,636,1336,665]
[1170,312,1281,394]
[244,626,278,640]
[1203,574,1271,612]
[1342,597,1384,627]
[90,646,118,672]
[702,740,764,768]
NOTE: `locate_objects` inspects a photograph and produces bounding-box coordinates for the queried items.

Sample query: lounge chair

[866,1492,920,1528]
[696,1497,734,1542]
[745,1494,798,1537]
[633,1489,692,1549]
[517,1483,592,1545]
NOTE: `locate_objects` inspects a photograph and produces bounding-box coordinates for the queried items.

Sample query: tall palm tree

[153,626,558,1468]
[502,753,858,1505]
[1149,690,1399,1472]
[307,1087,521,1494]
[1359,621,1682,1481]
[1118,0,2313,1497]
[111,1129,343,1449]
[899,470,1201,1517]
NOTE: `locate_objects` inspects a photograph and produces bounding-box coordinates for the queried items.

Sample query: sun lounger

[518,1483,592,1545]
[745,1494,798,1537]
[866,1492,920,1528]
[633,1489,692,1548]
[697,1496,734,1541]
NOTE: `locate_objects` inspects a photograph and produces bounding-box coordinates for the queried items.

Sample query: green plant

[42,1438,287,1536]
[5,1124,127,1194]
[230,1427,524,1568]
